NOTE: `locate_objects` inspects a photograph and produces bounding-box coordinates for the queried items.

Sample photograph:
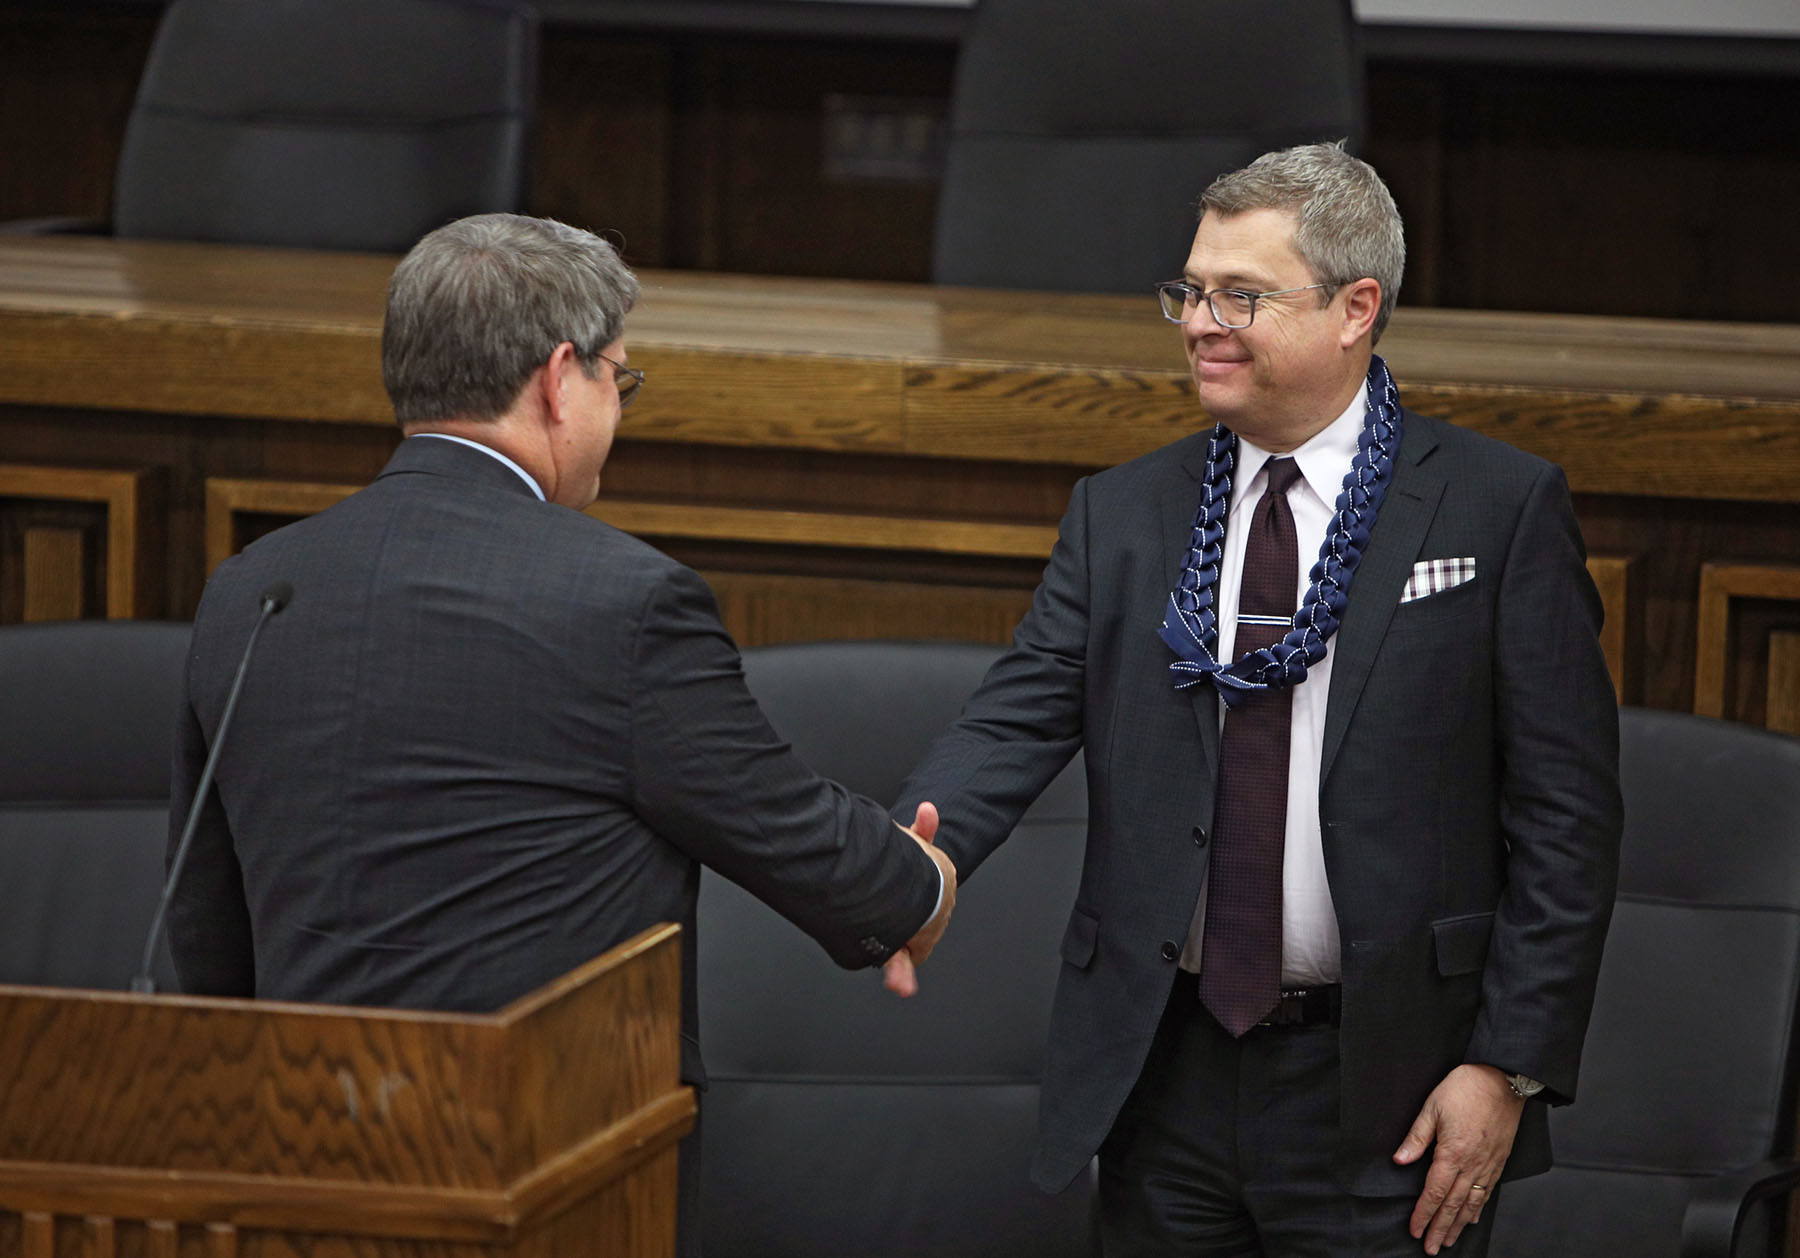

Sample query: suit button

[1192,826,1208,847]
[1161,940,1179,962]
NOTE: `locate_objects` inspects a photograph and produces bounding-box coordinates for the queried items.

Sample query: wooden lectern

[0,924,695,1258]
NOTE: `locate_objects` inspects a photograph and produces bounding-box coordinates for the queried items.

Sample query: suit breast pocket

[1391,573,1482,633]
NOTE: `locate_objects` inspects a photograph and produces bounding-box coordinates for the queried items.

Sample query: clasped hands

[881,801,957,998]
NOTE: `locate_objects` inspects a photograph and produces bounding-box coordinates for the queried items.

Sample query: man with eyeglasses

[893,143,1620,1256]
[168,213,956,1258]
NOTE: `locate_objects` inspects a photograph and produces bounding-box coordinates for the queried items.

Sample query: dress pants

[1099,979,1500,1258]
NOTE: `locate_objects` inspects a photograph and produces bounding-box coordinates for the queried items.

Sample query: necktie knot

[1264,457,1302,497]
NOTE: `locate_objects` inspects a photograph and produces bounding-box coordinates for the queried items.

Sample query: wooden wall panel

[1585,553,1639,706]
[531,31,672,264]
[1695,561,1800,729]
[664,38,952,280]
[1425,64,1800,323]
[20,526,84,622]
[0,463,162,619]
[0,9,153,224]
[1770,630,1800,737]
[200,475,1050,652]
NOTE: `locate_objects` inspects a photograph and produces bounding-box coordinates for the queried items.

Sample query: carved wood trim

[591,499,1058,559]
[0,464,160,618]
[1584,554,1638,705]
[203,479,358,576]
[20,1213,50,1258]
[1769,630,1800,737]
[85,1215,115,1258]
[203,478,1061,570]
[1694,562,1800,721]
[0,1086,690,1246]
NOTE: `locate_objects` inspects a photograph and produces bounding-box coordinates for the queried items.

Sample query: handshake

[884,800,957,999]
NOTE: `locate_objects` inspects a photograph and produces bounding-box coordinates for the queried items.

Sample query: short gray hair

[1199,142,1405,343]
[382,213,641,425]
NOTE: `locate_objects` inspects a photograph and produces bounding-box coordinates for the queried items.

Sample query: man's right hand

[882,801,956,997]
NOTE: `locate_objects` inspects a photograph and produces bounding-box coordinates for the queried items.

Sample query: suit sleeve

[893,475,1093,882]
[1469,463,1623,1102]
[165,643,257,997]
[625,564,940,970]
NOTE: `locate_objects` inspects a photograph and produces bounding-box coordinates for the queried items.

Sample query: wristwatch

[1505,1072,1545,1099]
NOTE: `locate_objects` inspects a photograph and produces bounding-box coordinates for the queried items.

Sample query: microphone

[131,581,293,994]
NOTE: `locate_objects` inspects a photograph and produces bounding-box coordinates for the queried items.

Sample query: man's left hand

[1392,1063,1525,1254]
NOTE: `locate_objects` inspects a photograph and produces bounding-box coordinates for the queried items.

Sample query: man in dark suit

[890,143,1621,1256]
[167,213,955,1255]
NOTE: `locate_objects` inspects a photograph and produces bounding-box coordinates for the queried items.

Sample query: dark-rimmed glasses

[1155,281,1339,330]
[597,352,645,408]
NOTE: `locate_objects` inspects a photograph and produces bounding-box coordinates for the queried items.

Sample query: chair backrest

[113,0,537,251]
[698,640,1098,1258]
[1490,708,1800,1257]
[0,620,191,990]
[931,0,1364,294]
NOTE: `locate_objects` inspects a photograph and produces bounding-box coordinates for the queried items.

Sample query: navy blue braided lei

[1157,354,1403,709]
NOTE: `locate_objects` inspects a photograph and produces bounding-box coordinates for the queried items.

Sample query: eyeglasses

[1155,280,1339,330]
[597,352,645,408]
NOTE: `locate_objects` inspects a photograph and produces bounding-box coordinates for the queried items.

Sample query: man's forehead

[1184,208,1305,283]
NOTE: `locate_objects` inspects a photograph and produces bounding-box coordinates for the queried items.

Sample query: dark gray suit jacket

[897,409,1622,1195]
[169,437,938,1083]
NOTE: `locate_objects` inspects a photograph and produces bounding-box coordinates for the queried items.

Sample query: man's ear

[538,341,580,428]
[1340,279,1382,348]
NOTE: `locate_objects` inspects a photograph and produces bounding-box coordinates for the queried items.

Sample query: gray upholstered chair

[5,0,536,250]
[698,640,1098,1258]
[931,0,1364,294]
[0,620,190,990]
[1491,709,1800,1258]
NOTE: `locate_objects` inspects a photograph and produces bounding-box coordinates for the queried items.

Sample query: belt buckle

[1258,988,1311,1028]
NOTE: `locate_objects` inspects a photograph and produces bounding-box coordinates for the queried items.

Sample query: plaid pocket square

[1400,557,1476,604]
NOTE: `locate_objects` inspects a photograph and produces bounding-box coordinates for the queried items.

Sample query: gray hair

[1199,142,1405,343]
[382,213,641,425]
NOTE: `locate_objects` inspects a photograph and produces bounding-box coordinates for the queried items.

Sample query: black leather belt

[1257,985,1341,1028]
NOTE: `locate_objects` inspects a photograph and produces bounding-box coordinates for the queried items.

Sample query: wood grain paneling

[0,9,154,224]
[0,926,692,1258]
[0,463,161,619]
[20,527,84,622]
[206,476,1057,571]
[1767,630,1800,738]
[1585,554,1638,705]
[1695,562,1800,725]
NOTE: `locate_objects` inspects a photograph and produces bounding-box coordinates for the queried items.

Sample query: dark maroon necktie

[1199,457,1301,1037]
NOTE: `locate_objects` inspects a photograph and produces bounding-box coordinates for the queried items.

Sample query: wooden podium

[0,924,695,1258]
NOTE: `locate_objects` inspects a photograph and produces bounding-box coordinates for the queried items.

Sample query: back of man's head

[382,213,641,426]
[1199,142,1405,343]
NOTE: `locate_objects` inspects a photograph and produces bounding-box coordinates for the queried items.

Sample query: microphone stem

[132,597,280,994]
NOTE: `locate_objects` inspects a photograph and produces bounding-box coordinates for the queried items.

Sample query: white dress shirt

[411,432,546,500]
[1182,383,1367,986]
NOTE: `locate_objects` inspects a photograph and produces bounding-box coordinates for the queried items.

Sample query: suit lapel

[1167,439,1221,777]
[1320,412,1444,784]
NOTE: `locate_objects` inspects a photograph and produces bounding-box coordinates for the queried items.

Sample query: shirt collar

[1229,382,1368,517]
[408,433,546,501]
